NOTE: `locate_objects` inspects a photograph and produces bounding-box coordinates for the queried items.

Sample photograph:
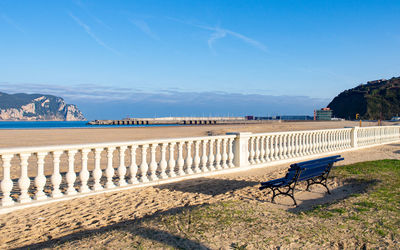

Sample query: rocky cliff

[327,77,400,120]
[0,92,86,121]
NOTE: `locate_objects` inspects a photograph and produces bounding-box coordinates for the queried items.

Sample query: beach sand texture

[0,121,398,248]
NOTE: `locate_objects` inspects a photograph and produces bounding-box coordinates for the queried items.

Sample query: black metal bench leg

[322,181,331,194]
[271,189,276,203]
[306,180,311,191]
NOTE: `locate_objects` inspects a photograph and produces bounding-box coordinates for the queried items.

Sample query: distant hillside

[327,77,400,120]
[0,92,86,121]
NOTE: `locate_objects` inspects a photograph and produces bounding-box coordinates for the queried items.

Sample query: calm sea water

[0,121,175,129]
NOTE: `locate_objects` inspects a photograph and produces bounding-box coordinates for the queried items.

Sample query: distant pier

[87,117,264,126]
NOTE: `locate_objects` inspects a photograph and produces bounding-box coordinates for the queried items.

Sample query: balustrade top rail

[0,134,237,154]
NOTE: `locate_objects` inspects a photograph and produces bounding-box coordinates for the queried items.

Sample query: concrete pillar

[226,132,252,168]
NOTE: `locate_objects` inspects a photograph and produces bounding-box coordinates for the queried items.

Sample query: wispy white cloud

[208,27,227,50]
[72,0,112,30]
[130,19,159,40]
[1,14,25,33]
[68,12,119,55]
[167,17,267,52]
[197,24,267,52]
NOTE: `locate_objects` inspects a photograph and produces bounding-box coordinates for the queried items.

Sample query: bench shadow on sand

[157,178,259,196]
[286,178,378,213]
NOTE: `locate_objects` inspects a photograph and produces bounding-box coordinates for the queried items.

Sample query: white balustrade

[129,145,139,183]
[149,144,159,181]
[0,126,398,212]
[139,145,149,182]
[34,152,47,200]
[201,140,208,172]
[185,141,194,174]
[168,143,176,177]
[93,148,103,191]
[18,153,32,203]
[208,140,215,171]
[215,139,222,170]
[176,142,185,176]
[221,138,228,169]
[51,151,63,198]
[1,154,14,206]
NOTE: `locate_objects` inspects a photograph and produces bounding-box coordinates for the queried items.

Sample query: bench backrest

[290,155,342,168]
[289,156,344,182]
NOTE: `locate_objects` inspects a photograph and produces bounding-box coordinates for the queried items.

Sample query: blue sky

[1,0,399,119]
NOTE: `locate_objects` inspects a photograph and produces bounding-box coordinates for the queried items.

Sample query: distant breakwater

[87,117,271,126]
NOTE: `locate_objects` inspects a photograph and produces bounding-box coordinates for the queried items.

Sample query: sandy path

[0,143,398,249]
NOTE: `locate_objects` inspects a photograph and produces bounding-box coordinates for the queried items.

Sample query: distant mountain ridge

[0,92,86,121]
[327,77,400,120]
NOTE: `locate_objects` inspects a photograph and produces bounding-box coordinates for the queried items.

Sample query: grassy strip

[48,160,399,249]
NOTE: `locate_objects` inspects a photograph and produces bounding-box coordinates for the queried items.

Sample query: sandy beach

[0,121,399,248]
[0,120,391,148]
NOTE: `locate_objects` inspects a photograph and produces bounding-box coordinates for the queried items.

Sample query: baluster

[1,154,14,206]
[129,145,139,184]
[221,138,228,168]
[249,137,255,164]
[66,150,77,195]
[318,132,323,152]
[149,144,159,181]
[185,141,194,174]
[51,151,63,198]
[305,133,311,155]
[285,134,293,158]
[291,134,296,157]
[118,146,128,186]
[323,132,328,152]
[328,131,333,151]
[294,134,300,157]
[193,141,201,173]
[139,145,149,182]
[228,138,235,167]
[278,135,284,159]
[159,143,168,179]
[259,136,266,162]
[208,139,215,171]
[301,133,306,156]
[106,147,116,188]
[80,149,91,193]
[331,131,336,150]
[34,152,47,200]
[93,148,103,191]
[254,137,261,163]
[18,153,32,203]
[168,143,176,177]
[215,139,222,169]
[270,135,276,160]
[281,134,287,158]
[309,133,314,154]
[309,133,315,154]
[177,142,185,176]
[265,136,271,161]
[201,140,209,172]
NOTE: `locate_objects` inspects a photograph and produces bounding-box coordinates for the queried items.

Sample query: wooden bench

[259,155,344,205]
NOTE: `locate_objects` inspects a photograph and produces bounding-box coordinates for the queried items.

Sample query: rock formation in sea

[0,92,86,121]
